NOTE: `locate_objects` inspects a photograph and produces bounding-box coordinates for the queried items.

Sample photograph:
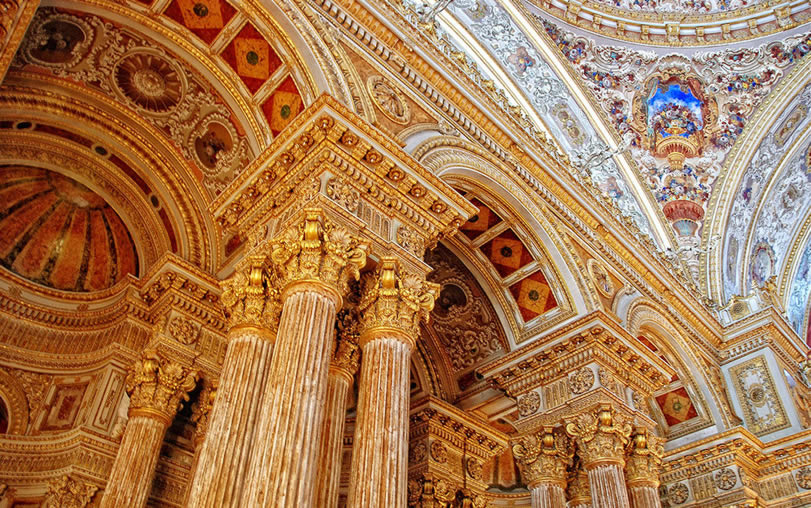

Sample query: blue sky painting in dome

[646,83,704,139]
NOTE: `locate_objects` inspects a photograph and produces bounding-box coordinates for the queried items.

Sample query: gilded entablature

[12,9,251,195]
[210,95,476,267]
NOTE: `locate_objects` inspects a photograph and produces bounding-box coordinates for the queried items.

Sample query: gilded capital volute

[512,427,573,489]
[565,405,632,469]
[625,428,664,488]
[126,349,199,424]
[358,257,439,345]
[270,209,369,306]
[220,254,281,334]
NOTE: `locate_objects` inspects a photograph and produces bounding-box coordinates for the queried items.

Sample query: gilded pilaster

[565,405,632,508]
[100,349,198,508]
[348,258,439,508]
[187,255,280,507]
[315,311,360,508]
[513,427,573,508]
[626,429,664,508]
[240,209,368,508]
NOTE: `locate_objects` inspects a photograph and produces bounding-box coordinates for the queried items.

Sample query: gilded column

[315,311,360,508]
[348,258,439,508]
[187,256,280,507]
[513,427,572,508]
[241,209,368,507]
[626,429,664,508]
[567,458,592,508]
[100,350,198,508]
[565,406,632,508]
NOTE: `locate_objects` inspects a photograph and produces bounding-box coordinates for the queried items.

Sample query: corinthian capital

[220,255,281,332]
[512,427,573,488]
[271,209,369,302]
[565,405,632,468]
[626,428,664,488]
[358,257,439,344]
[42,475,98,508]
[126,349,199,424]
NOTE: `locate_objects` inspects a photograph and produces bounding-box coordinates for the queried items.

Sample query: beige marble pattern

[314,366,354,508]
[630,486,662,508]
[530,483,567,508]
[588,464,631,508]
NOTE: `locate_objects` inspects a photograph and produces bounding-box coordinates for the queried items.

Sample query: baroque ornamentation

[125,349,199,422]
[565,405,632,467]
[333,310,360,375]
[271,209,369,298]
[569,367,595,394]
[358,257,439,340]
[430,441,448,463]
[517,391,541,417]
[465,457,483,480]
[796,467,811,489]
[625,429,665,487]
[512,428,573,487]
[220,255,281,331]
[42,475,98,508]
[396,225,426,258]
[729,356,790,436]
[190,379,217,444]
[588,259,615,297]
[326,177,360,213]
[715,467,738,490]
[669,482,690,504]
[367,75,411,125]
[167,316,201,345]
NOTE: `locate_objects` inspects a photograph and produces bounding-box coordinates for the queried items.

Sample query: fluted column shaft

[186,328,275,507]
[530,483,567,508]
[629,486,661,508]
[348,257,438,508]
[586,463,629,508]
[348,334,413,507]
[241,284,341,507]
[101,415,168,507]
[101,350,197,508]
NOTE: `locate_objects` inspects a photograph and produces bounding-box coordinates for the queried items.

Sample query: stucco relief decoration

[669,482,689,504]
[569,367,595,394]
[15,9,250,194]
[326,177,360,213]
[367,75,411,125]
[730,356,790,436]
[430,440,448,463]
[587,260,614,297]
[409,441,428,463]
[424,245,506,372]
[517,391,541,416]
[466,457,483,480]
[714,467,737,490]
[42,474,98,508]
[167,316,201,345]
[796,467,811,489]
[396,225,426,258]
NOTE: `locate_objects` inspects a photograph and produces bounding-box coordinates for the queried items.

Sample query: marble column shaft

[186,328,275,507]
[629,486,662,508]
[530,484,567,508]
[348,334,412,508]
[241,285,341,507]
[100,415,168,508]
[587,463,630,508]
[314,366,355,508]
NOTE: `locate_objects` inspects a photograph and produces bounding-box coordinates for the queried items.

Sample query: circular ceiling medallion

[0,167,139,292]
[114,51,185,113]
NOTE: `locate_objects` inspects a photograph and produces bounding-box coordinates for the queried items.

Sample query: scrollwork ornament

[325,177,360,213]
[569,367,595,394]
[126,349,199,422]
[271,209,369,298]
[220,255,281,332]
[466,457,483,480]
[396,225,426,258]
[367,75,411,125]
[796,467,811,489]
[626,429,664,487]
[42,474,98,508]
[358,257,439,340]
[669,482,689,504]
[167,316,201,345]
[409,441,428,463]
[430,441,448,463]
[714,467,737,491]
[512,429,573,487]
[517,391,541,416]
[565,406,632,467]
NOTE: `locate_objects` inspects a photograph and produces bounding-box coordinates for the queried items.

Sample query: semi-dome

[0,167,139,292]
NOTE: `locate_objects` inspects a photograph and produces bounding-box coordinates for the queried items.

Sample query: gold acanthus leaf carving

[191,379,217,443]
[512,428,573,487]
[220,255,281,331]
[42,475,98,508]
[625,429,664,487]
[359,257,439,340]
[333,310,360,375]
[271,209,369,297]
[167,316,201,345]
[565,406,632,467]
[126,349,199,421]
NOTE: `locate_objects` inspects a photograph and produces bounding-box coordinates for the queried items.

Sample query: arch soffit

[0,85,215,272]
[0,369,29,435]
[704,55,811,302]
[417,142,587,347]
[625,299,727,429]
